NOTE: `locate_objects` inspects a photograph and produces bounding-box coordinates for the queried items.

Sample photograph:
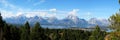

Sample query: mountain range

[4,14,110,28]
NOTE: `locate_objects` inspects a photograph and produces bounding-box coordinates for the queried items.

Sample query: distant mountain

[59,15,88,28]
[44,16,59,24]
[27,16,48,25]
[88,18,110,28]
[5,15,27,24]
[4,15,110,28]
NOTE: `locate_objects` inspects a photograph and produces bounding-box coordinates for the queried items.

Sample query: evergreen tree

[20,21,30,40]
[89,25,106,40]
[0,13,5,40]
[3,23,10,40]
[3,24,20,40]
[30,22,42,40]
[109,12,120,31]
[31,22,50,40]
[10,25,20,40]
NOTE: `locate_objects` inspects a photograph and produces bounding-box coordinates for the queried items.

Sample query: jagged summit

[4,15,109,28]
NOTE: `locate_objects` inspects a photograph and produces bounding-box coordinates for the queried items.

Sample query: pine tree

[3,23,10,40]
[30,22,42,40]
[89,25,106,40]
[109,12,120,31]
[30,22,50,40]
[0,13,5,40]
[9,25,20,40]
[20,21,30,40]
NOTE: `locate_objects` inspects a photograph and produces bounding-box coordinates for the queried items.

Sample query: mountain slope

[4,15,109,28]
[59,15,88,28]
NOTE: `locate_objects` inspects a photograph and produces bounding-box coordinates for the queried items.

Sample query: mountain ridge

[4,15,110,28]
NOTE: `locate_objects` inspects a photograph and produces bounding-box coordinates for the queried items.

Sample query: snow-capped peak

[67,14,79,20]
[44,16,58,23]
[64,14,80,24]
[88,18,109,26]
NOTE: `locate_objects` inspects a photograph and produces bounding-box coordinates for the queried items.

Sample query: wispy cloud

[33,0,45,6]
[0,0,67,19]
[0,0,16,9]
[25,11,47,17]
[86,12,92,17]
[49,8,57,12]
[0,10,16,18]
[86,12,92,19]
[0,0,86,19]
[1,8,81,19]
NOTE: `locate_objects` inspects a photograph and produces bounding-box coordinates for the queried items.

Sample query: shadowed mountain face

[4,15,109,28]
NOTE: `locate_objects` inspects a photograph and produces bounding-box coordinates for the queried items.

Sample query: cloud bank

[0,8,81,19]
[0,0,93,19]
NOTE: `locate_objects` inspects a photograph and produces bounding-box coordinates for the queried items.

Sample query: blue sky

[0,0,119,20]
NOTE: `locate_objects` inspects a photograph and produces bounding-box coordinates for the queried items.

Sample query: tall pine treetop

[0,12,5,27]
[25,21,30,29]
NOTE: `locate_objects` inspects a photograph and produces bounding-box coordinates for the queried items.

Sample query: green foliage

[20,21,30,40]
[89,25,106,40]
[45,29,91,40]
[4,25,20,40]
[111,34,120,40]
[109,12,120,31]
[0,13,4,40]
[31,22,44,40]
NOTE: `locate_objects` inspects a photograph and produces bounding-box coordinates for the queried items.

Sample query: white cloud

[86,12,91,19]
[0,0,74,19]
[86,12,91,17]
[0,0,16,9]
[49,8,57,12]
[68,9,79,16]
[0,8,56,18]
[83,12,92,20]
[0,10,48,18]
[0,10,26,18]
[46,13,56,17]
[16,12,24,16]
[0,10,15,18]
[25,11,47,17]
[0,8,81,19]
[24,11,57,18]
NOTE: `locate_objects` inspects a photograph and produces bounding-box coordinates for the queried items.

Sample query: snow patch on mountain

[4,15,110,28]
